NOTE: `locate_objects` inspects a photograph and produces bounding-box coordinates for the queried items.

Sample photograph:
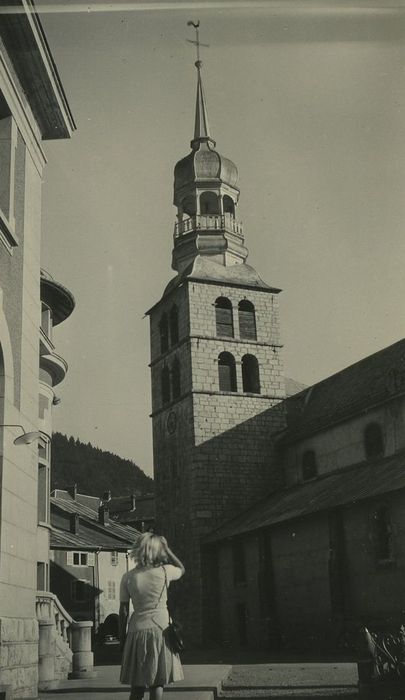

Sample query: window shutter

[216,307,233,337]
[87,552,95,566]
[239,309,257,340]
[66,551,74,566]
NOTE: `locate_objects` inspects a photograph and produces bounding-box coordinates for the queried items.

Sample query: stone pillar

[69,621,97,679]
[38,619,58,691]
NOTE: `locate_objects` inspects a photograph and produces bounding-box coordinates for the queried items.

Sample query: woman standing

[119,532,185,700]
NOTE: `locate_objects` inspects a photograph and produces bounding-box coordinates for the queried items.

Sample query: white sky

[36,1,405,476]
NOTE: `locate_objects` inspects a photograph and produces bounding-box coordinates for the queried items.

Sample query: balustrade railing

[36,590,73,644]
[174,213,243,238]
[36,590,96,687]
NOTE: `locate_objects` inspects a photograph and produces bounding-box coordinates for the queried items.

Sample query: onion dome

[174,59,239,204]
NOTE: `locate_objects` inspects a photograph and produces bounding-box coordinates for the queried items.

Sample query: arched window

[223,195,235,216]
[364,423,384,459]
[171,358,181,400]
[215,297,234,337]
[159,314,169,354]
[200,191,219,215]
[302,450,317,481]
[169,304,179,346]
[238,300,257,341]
[218,352,237,392]
[374,506,393,561]
[161,366,171,405]
[241,354,260,394]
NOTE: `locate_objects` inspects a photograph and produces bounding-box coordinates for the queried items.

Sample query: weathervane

[187,20,209,68]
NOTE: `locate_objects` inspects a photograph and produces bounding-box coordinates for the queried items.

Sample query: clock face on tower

[167,411,177,435]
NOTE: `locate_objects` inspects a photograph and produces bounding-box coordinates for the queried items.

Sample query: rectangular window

[107,580,116,600]
[67,551,95,567]
[111,551,119,566]
[37,464,49,524]
[0,103,18,250]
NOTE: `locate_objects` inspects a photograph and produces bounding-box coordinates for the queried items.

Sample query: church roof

[205,449,405,543]
[161,256,281,300]
[280,337,405,444]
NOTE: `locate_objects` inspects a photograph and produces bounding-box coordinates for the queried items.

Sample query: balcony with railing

[174,213,243,239]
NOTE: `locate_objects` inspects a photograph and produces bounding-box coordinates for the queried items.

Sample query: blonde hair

[130,532,169,567]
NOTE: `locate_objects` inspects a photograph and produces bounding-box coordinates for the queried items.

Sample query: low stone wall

[0,617,39,698]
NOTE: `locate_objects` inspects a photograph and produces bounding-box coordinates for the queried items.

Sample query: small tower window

[215,297,234,338]
[218,352,237,392]
[241,354,260,394]
[238,300,257,341]
[170,304,179,346]
[373,506,394,561]
[302,450,317,481]
[223,195,235,216]
[159,314,169,354]
[171,358,181,400]
[364,423,384,460]
[161,366,171,405]
[200,191,219,215]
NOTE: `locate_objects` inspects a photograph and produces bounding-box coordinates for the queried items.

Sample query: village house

[50,488,138,634]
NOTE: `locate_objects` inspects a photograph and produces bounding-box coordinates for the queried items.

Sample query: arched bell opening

[200,191,220,216]
[223,195,235,217]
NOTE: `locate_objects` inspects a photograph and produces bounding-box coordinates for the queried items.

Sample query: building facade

[207,339,405,651]
[50,489,138,632]
[148,57,286,643]
[0,3,75,695]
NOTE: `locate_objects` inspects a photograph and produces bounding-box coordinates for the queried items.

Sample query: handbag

[162,566,185,654]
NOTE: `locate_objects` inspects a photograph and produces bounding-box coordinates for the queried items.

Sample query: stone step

[219,688,358,699]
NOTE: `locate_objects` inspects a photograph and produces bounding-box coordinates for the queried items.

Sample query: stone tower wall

[150,276,286,643]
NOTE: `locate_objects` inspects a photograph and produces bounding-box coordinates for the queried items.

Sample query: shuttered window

[159,314,169,354]
[161,366,171,405]
[169,305,179,345]
[241,354,260,394]
[238,300,257,341]
[215,297,234,338]
[218,352,237,392]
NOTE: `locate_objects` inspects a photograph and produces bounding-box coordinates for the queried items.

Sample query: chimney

[98,504,109,526]
[70,513,80,534]
[130,494,136,511]
[67,483,77,501]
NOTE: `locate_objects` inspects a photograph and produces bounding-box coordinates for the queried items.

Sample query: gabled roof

[280,338,405,444]
[206,450,405,543]
[50,494,139,550]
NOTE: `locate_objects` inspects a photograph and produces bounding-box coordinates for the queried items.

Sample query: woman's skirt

[120,613,184,687]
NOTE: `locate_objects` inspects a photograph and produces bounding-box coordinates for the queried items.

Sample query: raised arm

[165,545,185,576]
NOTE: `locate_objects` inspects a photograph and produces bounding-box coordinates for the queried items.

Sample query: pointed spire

[191,62,215,149]
[187,20,216,150]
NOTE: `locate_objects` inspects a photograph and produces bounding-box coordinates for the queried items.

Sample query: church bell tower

[147,29,286,644]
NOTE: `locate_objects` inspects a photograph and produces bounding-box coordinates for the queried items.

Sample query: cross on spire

[186,20,209,68]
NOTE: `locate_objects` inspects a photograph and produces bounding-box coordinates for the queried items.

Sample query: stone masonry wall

[0,617,38,697]
[150,274,286,644]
